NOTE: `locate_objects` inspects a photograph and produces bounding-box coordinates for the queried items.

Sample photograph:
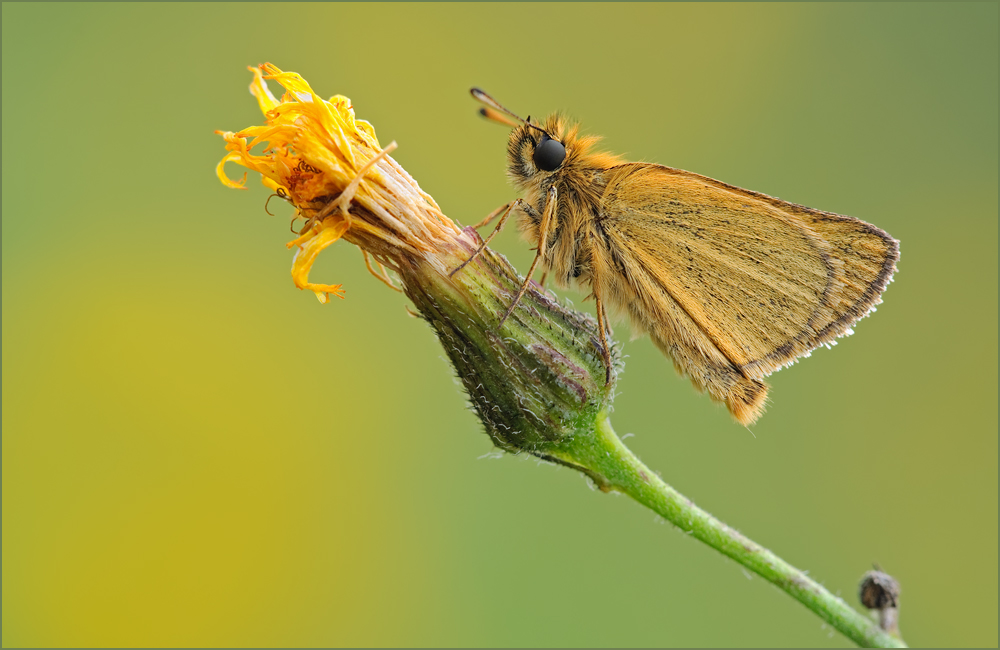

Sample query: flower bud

[859,568,901,636]
[400,227,618,454]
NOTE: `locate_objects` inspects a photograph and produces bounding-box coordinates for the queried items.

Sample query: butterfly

[452,89,899,425]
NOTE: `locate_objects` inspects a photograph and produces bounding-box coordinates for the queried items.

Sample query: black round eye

[533,135,566,171]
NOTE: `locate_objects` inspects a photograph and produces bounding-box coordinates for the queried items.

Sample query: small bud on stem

[860,568,902,637]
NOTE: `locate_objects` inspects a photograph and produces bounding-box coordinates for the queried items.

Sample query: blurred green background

[2,2,996,647]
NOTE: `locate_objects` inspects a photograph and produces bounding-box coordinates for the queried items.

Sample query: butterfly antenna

[478,107,520,128]
[523,116,551,137]
[470,88,525,124]
[471,89,554,138]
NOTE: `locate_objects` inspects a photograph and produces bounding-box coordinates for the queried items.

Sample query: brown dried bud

[859,568,901,636]
[859,569,900,609]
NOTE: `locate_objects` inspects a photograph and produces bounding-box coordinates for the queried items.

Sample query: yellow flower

[216,63,459,302]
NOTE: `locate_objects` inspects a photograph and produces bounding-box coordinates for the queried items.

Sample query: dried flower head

[217,63,460,302]
[217,64,617,453]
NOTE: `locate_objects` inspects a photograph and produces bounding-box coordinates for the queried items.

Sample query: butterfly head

[470,88,622,197]
[506,114,573,185]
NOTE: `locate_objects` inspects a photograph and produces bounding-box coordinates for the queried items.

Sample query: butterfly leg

[449,199,522,278]
[585,235,614,383]
[498,186,557,328]
[593,290,614,384]
[473,200,515,229]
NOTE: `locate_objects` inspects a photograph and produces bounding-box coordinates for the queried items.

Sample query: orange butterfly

[453,89,899,425]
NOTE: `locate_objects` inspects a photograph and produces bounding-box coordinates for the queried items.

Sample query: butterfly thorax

[505,114,623,288]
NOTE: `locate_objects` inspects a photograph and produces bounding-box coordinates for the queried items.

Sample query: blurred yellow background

[2,3,996,647]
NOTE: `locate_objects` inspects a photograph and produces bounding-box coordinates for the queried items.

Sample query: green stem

[549,414,907,648]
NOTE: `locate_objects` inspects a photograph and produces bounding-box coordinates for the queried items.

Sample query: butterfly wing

[591,163,898,424]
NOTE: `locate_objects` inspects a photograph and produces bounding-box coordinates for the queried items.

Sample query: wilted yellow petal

[248,65,279,114]
[217,63,460,303]
[289,217,350,301]
[216,151,248,189]
[260,176,286,194]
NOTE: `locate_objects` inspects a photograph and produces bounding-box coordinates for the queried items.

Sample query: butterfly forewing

[598,163,898,382]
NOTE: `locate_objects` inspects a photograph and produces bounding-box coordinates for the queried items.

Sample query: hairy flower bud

[400,228,618,454]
